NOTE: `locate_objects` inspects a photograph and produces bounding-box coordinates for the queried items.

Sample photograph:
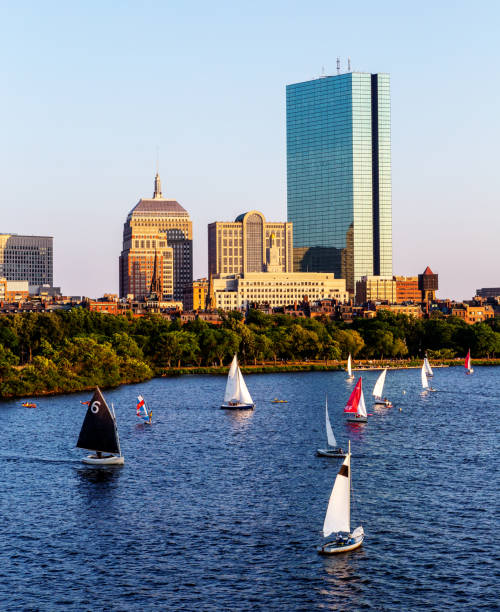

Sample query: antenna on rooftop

[348,57,351,72]
[336,57,340,74]
[156,145,160,174]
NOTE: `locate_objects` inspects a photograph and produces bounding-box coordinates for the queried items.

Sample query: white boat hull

[220,403,254,410]
[346,414,367,423]
[318,532,364,555]
[374,399,392,407]
[82,454,124,466]
[346,375,354,381]
[317,448,346,458]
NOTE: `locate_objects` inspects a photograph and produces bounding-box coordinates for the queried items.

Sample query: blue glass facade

[287,72,392,293]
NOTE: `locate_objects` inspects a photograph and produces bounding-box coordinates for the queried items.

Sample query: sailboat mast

[111,402,122,457]
[348,440,351,531]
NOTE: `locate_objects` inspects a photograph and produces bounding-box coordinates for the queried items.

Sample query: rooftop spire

[153,172,163,199]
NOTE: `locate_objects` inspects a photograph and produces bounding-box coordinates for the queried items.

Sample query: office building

[0,234,53,287]
[355,275,396,304]
[119,173,193,302]
[183,278,209,311]
[476,287,500,299]
[0,278,29,302]
[208,211,293,278]
[394,276,421,303]
[212,271,348,311]
[287,70,392,294]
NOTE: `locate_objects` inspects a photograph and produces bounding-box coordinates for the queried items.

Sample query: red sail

[465,350,471,370]
[344,378,362,413]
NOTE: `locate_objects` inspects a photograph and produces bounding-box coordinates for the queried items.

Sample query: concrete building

[0,278,29,302]
[287,70,392,293]
[0,234,53,287]
[476,287,500,299]
[119,173,192,302]
[208,211,293,277]
[212,271,348,311]
[355,275,396,304]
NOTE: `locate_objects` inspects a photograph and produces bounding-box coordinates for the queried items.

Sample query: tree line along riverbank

[1,308,500,399]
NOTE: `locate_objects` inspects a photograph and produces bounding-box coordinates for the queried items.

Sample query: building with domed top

[119,173,192,302]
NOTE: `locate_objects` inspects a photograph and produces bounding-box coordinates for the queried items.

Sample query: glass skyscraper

[287,71,392,294]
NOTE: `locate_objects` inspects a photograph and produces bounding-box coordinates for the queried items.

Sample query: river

[0,366,498,610]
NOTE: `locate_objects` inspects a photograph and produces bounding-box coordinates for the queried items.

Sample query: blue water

[0,367,498,611]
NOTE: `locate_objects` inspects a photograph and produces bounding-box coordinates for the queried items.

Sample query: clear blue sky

[2,0,499,299]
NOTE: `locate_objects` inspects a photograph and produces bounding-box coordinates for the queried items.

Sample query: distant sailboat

[77,387,124,465]
[136,395,152,424]
[221,354,255,410]
[317,396,346,457]
[318,441,364,554]
[372,369,392,406]
[344,378,368,422]
[346,354,354,381]
[423,356,434,378]
[465,349,474,375]
[421,363,436,393]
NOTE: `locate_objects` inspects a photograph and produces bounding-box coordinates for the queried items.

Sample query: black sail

[76,387,120,454]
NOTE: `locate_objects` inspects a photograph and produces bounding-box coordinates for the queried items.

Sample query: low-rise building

[394,276,421,303]
[356,276,396,304]
[212,271,348,311]
[375,303,423,318]
[451,303,494,324]
[0,278,29,302]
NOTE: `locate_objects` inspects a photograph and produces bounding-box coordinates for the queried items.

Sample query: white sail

[224,355,239,402]
[358,388,367,417]
[372,368,387,398]
[347,354,352,376]
[325,397,336,447]
[421,364,429,389]
[236,366,253,405]
[424,357,433,376]
[323,453,351,536]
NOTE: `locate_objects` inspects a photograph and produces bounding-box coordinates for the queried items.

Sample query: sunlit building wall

[287,71,392,294]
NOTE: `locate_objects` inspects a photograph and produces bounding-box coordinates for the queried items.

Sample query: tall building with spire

[119,173,193,302]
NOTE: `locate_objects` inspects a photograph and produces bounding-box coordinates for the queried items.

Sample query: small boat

[317,396,345,457]
[77,387,124,465]
[221,354,255,410]
[318,441,364,555]
[465,349,474,375]
[346,354,354,381]
[372,368,392,406]
[344,378,368,422]
[421,363,436,393]
[423,356,434,378]
[136,394,152,424]
[271,398,288,403]
[22,402,37,408]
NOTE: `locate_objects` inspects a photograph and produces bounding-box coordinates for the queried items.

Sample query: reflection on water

[223,408,255,428]
[75,465,123,486]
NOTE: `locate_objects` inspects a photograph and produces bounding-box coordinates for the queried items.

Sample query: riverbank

[4,357,500,401]
[159,358,500,377]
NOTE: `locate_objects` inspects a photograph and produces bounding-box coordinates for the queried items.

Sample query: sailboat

[346,354,354,381]
[465,349,474,375]
[421,363,436,393]
[372,368,392,406]
[317,396,345,457]
[423,356,434,377]
[318,441,364,555]
[344,378,368,422]
[136,395,152,424]
[77,387,124,465]
[221,354,255,410]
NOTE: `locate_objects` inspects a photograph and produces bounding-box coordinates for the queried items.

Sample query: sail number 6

[91,401,100,414]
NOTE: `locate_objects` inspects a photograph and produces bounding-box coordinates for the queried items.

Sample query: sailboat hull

[374,399,392,407]
[346,414,367,423]
[82,454,124,466]
[316,448,346,458]
[318,534,364,555]
[220,403,254,410]
[346,375,354,381]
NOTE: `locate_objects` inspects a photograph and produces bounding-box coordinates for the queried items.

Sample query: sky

[1,0,499,299]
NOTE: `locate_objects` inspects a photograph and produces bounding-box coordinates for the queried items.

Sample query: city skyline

[2,1,499,299]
